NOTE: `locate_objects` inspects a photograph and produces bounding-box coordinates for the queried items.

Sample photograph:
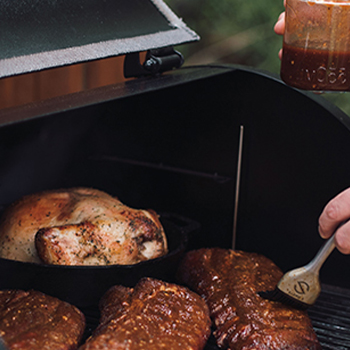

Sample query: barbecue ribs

[80,277,211,350]
[0,289,85,350]
[177,248,322,350]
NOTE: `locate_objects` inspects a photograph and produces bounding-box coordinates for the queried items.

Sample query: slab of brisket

[177,248,322,350]
[0,289,85,350]
[80,277,211,350]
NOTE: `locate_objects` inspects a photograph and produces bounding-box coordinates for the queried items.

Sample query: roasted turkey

[0,188,168,265]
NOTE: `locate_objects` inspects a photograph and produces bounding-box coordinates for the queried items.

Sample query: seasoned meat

[0,187,167,265]
[0,289,85,350]
[80,277,211,350]
[177,248,321,350]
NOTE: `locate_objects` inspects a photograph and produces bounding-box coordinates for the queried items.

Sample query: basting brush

[259,232,337,310]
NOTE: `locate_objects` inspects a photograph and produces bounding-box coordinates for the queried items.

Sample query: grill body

[1,65,350,348]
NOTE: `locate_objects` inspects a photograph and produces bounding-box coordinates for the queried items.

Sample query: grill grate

[308,284,350,349]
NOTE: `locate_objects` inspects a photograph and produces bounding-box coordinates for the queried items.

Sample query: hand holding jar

[275,0,350,91]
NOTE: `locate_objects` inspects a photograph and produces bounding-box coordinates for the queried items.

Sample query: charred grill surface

[177,248,321,350]
[308,284,350,349]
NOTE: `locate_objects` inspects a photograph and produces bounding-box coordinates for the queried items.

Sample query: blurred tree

[166,0,283,73]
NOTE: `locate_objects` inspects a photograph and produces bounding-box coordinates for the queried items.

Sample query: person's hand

[274,12,285,36]
[274,1,286,59]
[319,188,350,254]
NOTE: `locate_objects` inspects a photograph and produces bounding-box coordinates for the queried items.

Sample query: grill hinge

[124,47,184,78]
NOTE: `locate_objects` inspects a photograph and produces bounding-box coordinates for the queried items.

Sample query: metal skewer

[232,125,244,250]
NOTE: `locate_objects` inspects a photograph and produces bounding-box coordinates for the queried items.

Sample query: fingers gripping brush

[259,231,337,310]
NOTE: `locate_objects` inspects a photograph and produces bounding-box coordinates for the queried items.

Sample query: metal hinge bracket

[123,47,184,78]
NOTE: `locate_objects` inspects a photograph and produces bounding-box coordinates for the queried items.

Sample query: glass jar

[281,0,350,91]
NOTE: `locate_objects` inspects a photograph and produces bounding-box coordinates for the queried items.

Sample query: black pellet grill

[1,1,350,349]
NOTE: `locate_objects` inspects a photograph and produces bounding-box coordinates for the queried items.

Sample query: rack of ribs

[0,289,85,350]
[80,277,211,350]
[177,248,321,350]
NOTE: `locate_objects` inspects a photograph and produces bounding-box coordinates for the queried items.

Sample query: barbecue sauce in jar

[281,0,350,91]
[281,45,350,90]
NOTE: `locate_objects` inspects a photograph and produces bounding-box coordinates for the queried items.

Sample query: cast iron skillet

[0,213,198,308]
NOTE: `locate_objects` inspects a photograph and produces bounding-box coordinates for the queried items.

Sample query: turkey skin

[0,188,167,265]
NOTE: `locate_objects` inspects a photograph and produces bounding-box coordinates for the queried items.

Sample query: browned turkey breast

[0,188,167,265]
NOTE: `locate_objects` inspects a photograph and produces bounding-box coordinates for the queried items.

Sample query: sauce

[281,43,350,90]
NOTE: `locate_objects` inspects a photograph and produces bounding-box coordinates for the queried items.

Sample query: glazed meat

[0,289,85,350]
[177,248,321,350]
[80,277,211,350]
[0,187,167,265]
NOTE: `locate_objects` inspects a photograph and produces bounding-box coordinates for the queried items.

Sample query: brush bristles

[258,288,310,310]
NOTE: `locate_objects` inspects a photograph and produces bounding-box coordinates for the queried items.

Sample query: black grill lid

[0,0,199,78]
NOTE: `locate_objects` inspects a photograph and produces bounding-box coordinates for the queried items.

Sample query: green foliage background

[166,0,350,116]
